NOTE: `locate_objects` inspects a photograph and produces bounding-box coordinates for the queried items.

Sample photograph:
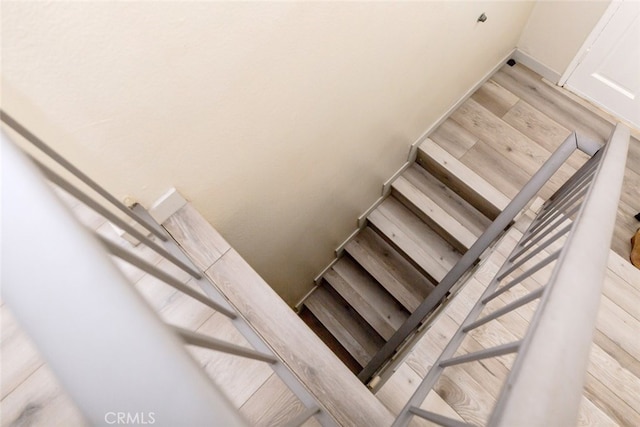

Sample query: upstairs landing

[458,63,639,262]
[372,61,640,426]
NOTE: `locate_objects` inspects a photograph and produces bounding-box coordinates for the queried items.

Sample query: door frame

[558,1,625,87]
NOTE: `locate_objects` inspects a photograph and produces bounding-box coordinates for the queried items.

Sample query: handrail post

[359,132,579,383]
[490,124,630,427]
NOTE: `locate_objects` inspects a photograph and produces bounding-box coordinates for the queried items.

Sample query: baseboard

[149,188,188,224]
[512,49,562,84]
[356,195,386,229]
[112,188,187,246]
[335,226,365,257]
[380,140,420,192]
[293,254,339,311]
[294,47,517,309]
[294,283,321,312]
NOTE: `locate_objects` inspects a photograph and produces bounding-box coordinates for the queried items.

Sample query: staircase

[300,136,510,375]
[4,59,635,425]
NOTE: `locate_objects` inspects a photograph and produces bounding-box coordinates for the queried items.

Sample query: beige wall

[518,0,611,77]
[2,2,534,305]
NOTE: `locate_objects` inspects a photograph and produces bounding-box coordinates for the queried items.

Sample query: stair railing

[1,111,337,427]
[391,123,630,427]
[359,128,601,383]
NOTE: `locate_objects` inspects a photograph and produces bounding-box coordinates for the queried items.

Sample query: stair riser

[366,217,442,285]
[324,262,407,341]
[344,228,435,313]
[304,285,384,367]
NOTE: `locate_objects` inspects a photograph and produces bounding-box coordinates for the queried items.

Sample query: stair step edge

[402,164,491,238]
[367,201,459,284]
[344,228,434,312]
[417,138,510,220]
[304,286,383,367]
[392,175,477,253]
[324,259,408,341]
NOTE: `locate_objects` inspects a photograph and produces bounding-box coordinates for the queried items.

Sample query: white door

[564,0,640,129]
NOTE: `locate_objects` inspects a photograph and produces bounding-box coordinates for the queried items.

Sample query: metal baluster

[391,201,556,427]
[97,235,237,318]
[490,124,629,427]
[32,158,202,278]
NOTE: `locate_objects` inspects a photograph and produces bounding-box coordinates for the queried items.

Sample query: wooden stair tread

[304,285,384,367]
[324,256,409,340]
[417,139,510,220]
[429,118,479,159]
[459,139,528,200]
[402,164,491,237]
[368,197,461,284]
[345,227,434,312]
[392,172,480,253]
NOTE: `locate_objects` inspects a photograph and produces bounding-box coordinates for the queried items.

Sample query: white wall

[1,1,535,305]
[518,1,611,78]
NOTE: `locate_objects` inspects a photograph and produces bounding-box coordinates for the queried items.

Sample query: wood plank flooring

[486,63,639,261]
[326,257,408,340]
[416,140,510,219]
[305,285,384,366]
[434,62,640,264]
[376,62,640,426]
[344,227,435,312]
[369,197,461,283]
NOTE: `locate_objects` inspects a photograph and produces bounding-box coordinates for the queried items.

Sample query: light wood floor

[454,63,639,262]
[375,63,640,426]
